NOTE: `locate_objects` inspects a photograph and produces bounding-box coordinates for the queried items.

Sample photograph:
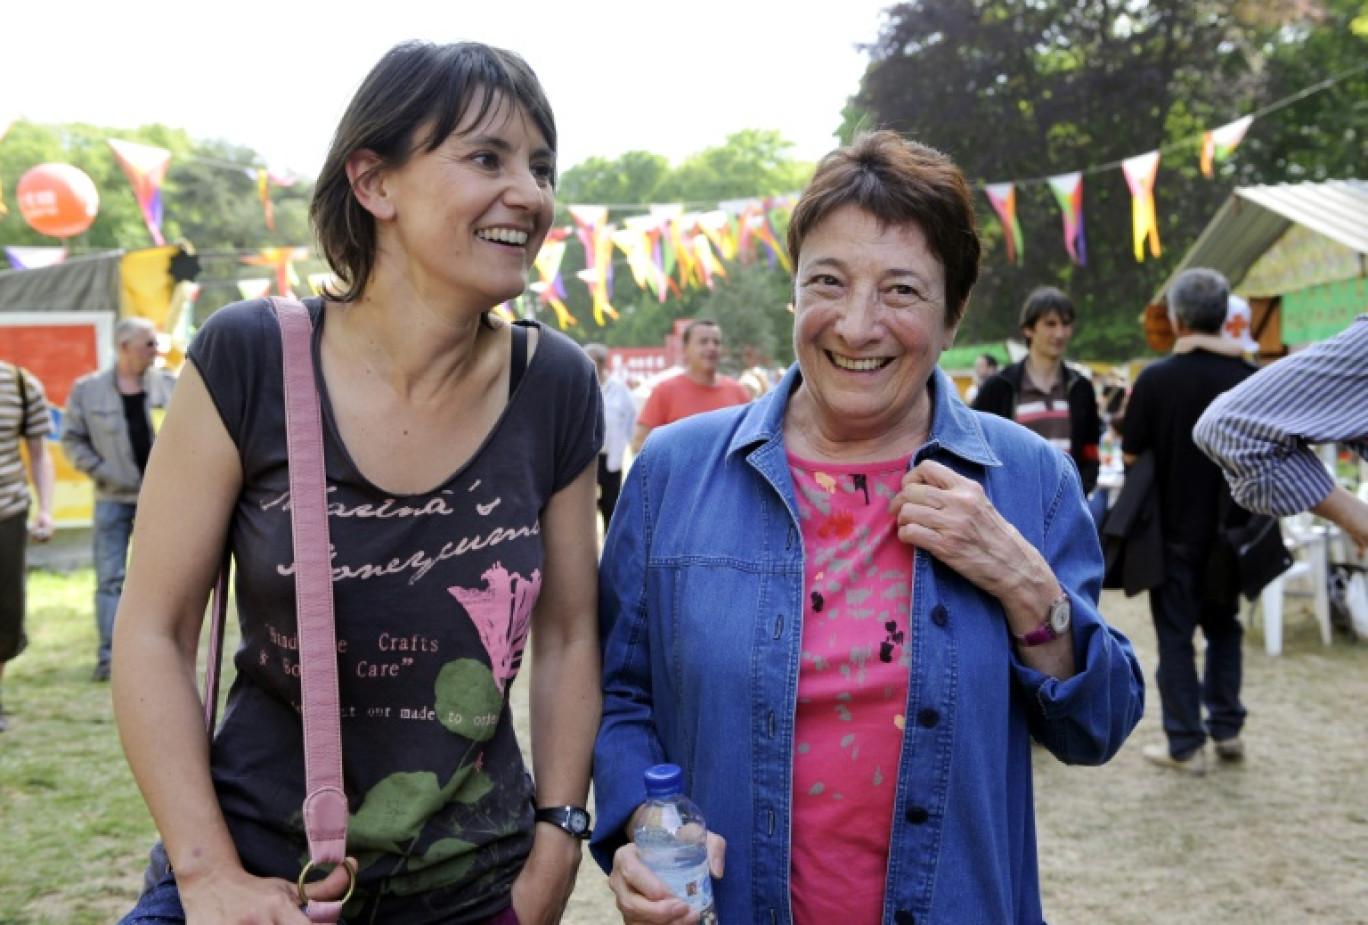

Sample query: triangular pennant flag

[1200,115,1254,178]
[759,198,793,272]
[237,278,272,301]
[307,272,337,296]
[257,169,275,231]
[983,183,1023,264]
[107,138,172,246]
[5,246,67,270]
[241,246,308,299]
[568,205,608,268]
[622,214,670,302]
[695,210,737,262]
[532,235,576,329]
[1121,151,1162,262]
[1046,172,1087,266]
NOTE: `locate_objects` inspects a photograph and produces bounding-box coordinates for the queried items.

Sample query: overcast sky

[5,0,893,179]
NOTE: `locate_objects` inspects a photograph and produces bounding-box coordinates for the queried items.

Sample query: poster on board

[0,311,115,527]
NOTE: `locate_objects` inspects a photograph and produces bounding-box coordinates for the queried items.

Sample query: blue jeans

[93,500,136,668]
[1147,542,1246,757]
[120,868,185,924]
[121,865,521,924]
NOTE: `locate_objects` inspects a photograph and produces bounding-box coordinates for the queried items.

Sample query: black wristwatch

[535,805,592,840]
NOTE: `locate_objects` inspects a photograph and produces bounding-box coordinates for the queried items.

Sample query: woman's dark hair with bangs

[311,40,556,304]
[786,130,981,327]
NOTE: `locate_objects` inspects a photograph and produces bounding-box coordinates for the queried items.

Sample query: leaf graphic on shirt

[448,563,541,693]
[435,658,504,742]
[350,766,494,852]
[349,771,445,850]
[382,837,480,895]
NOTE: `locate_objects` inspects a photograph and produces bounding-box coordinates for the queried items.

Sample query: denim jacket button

[930,604,948,627]
[894,911,916,924]
[904,805,929,824]
[916,708,940,728]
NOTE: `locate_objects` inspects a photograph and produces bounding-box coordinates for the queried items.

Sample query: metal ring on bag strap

[297,857,358,907]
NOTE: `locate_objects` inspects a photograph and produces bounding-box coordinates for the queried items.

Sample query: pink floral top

[788,452,914,924]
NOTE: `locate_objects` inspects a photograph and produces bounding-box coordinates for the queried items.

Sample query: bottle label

[649,856,716,922]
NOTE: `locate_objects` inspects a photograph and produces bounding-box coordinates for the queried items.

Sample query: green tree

[1233,0,1368,184]
[557,151,670,209]
[845,0,1355,361]
[695,260,796,371]
[671,129,812,202]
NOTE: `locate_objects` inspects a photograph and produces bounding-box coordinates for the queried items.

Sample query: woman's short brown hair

[310,40,556,305]
[786,131,981,327]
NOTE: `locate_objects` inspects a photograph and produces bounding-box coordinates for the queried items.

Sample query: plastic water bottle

[633,763,718,924]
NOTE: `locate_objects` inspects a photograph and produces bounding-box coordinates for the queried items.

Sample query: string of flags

[3,63,1362,316]
[975,60,1368,267]
[981,113,1254,268]
[0,113,1264,314]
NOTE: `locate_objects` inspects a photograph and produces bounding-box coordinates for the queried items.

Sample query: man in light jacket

[63,318,176,681]
[584,343,638,535]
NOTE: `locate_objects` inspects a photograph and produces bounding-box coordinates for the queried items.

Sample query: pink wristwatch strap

[202,297,348,922]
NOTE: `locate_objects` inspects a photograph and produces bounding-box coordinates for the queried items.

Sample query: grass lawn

[0,568,236,923]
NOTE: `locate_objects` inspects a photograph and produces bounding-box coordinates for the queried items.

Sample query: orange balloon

[16,163,100,239]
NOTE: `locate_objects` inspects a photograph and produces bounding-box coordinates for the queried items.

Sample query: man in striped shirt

[1194,314,1368,552]
[0,362,56,733]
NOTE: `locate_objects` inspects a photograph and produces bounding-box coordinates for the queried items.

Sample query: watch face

[569,808,590,835]
[1048,597,1072,633]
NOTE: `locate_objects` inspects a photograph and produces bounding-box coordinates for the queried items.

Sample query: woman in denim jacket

[592,132,1144,925]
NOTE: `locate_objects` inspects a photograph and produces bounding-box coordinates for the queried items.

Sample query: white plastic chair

[1247,516,1332,656]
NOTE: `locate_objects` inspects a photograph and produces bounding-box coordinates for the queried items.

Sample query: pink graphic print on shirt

[448,563,541,693]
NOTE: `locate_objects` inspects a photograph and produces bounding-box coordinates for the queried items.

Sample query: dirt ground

[536,589,1368,925]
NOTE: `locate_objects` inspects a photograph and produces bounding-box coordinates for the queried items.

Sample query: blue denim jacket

[592,365,1144,924]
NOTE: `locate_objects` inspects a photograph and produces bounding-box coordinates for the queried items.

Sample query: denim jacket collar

[728,362,1003,470]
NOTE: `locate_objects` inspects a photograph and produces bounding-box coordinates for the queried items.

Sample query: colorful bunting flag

[695,210,737,262]
[742,202,791,273]
[568,205,618,324]
[1121,151,1162,262]
[256,169,275,231]
[241,246,308,298]
[532,232,576,329]
[1046,172,1087,266]
[5,246,67,270]
[107,138,172,246]
[691,232,728,289]
[1200,115,1254,178]
[237,278,272,301]
[251,167,299,230]
[983,183,1024,264]
[307,272,336,296]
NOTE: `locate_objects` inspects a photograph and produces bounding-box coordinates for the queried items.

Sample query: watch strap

[1013,592,1070,647]
[534,805,592,839]
[1014,620,1059,647]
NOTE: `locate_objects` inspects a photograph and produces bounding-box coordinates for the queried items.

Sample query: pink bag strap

[201,297,351,922]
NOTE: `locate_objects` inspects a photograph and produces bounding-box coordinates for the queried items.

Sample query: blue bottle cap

[643,763,684,797]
